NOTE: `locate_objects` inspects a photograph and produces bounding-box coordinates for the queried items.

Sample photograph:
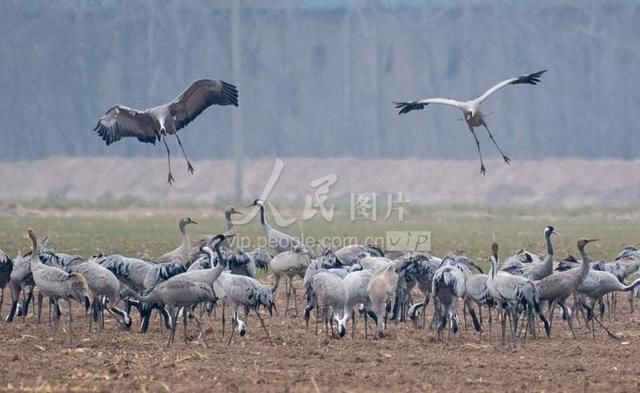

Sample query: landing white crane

[394,70,547,175]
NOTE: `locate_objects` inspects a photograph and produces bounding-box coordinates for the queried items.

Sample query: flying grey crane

[93,79,239,184]
[121,279,215,347]
[26,229,91,344]
[157,217,198,265]
[0,250,13,318]
[249,199,310,255]
[214,272,276,346]
[487,242,549,347]
[394,70,547,175]
[535,239,597,337]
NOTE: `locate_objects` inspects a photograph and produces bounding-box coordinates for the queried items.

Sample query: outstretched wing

[394,98,466,115]
[169,80,239,131]
[93,105,157,145]
[476,70,547,103]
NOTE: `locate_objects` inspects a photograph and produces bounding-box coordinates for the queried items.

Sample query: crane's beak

[191,220,198,225]
[551,230,559,236]
[587,239,599,243]
[232,208,243,215]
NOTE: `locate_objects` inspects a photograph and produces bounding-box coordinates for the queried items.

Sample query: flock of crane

[2,199,640,349]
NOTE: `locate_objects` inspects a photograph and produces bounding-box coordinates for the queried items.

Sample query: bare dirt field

[2,281,640,393]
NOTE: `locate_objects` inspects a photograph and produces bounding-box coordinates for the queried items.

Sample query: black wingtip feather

[393,101,425,115]
[512,69,547,86]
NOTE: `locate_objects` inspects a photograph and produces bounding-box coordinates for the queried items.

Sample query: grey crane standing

[121,280,214,347]
[93,79,239,184]
[535,239,597,337]
[339,269,374,338]
[269,249,312,317]
[214,272,276,345]
[432,256,468,338]
[26,229,91,344]
[575,241,640,339]
[487,242,550,347]
[4,253,35,322]
[517,226,557,280]
[463,271,494,340]
[406,254,441,328]
[394,70,547,174]
[303,270,348,338]
[61,257,131,331]
[157,217,198,266]
[249,199,309,255]
[366,257,414,338]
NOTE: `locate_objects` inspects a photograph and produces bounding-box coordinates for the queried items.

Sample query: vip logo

[385,231,431,252]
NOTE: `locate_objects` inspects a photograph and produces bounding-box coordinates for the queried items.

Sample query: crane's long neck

[623,278,640,292]
[179,221,191,253]
[27,231,41,269]
[577,245,591,284]
[545,232,554,259]
[259,204,266,227]
[489,255,498,281]
[206,244,227,283]
[123,287,158,304]
[224,212,236,236]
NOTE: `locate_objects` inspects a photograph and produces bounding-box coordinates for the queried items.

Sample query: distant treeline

[0,0,638,161]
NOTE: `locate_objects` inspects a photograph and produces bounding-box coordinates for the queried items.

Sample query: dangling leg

[482,121,510,164]
[468,125,486,175]
[174,133,194,174]
[163,136,175,185]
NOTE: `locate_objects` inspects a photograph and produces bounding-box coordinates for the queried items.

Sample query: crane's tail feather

[393,101,427,115]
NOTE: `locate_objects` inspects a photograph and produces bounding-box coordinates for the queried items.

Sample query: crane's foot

[480,165,487,176]
[167,173,175,185]
[187,162,194,174]
[502,155,511,165]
